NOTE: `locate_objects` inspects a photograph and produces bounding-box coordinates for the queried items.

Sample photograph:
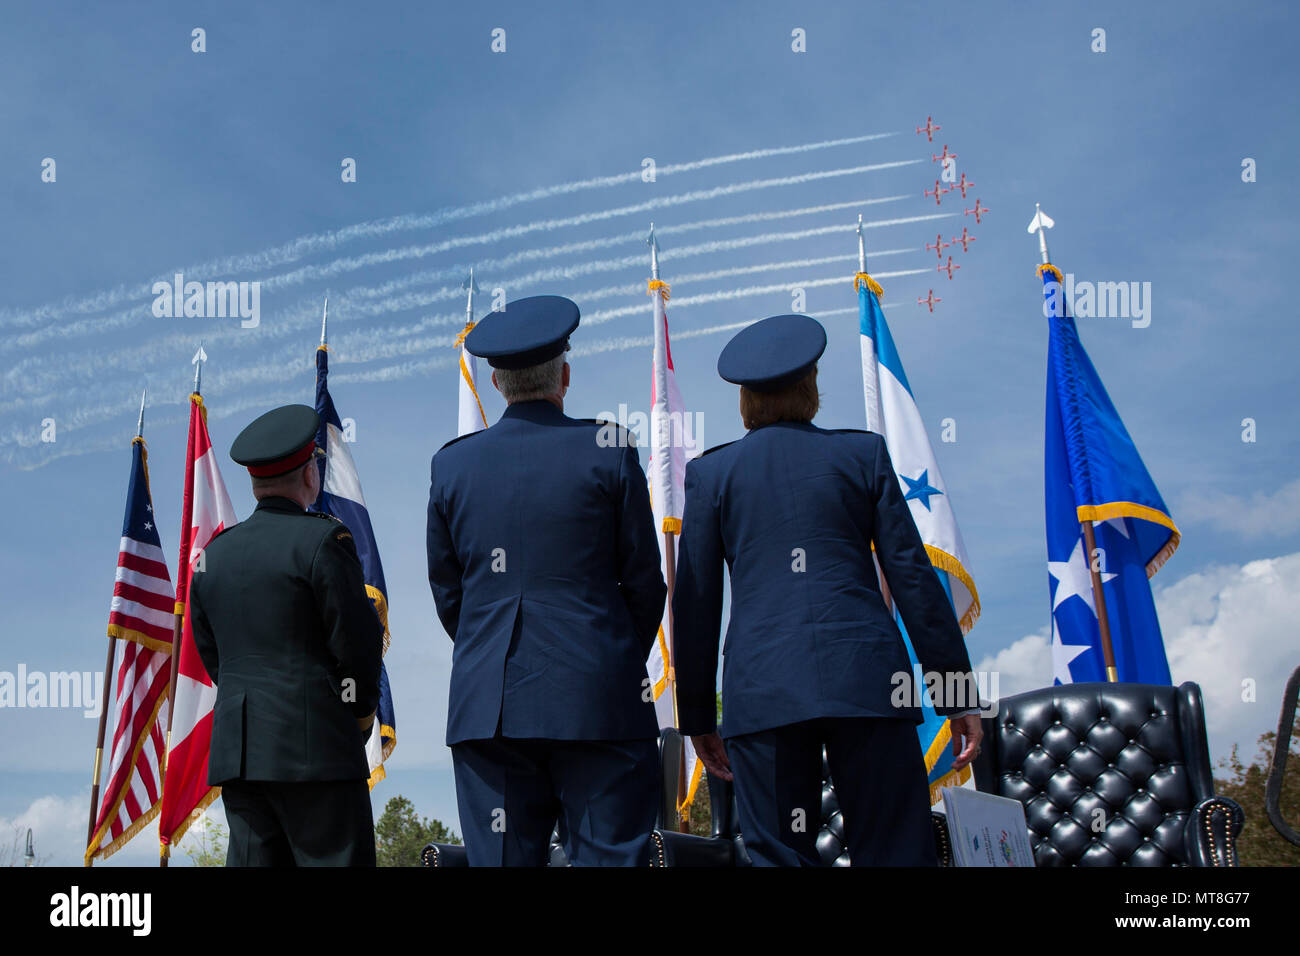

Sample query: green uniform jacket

[190,496,384,784]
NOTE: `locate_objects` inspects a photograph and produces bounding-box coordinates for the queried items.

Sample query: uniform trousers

[451,734,659,866]
[724,716,937,867]
[221,778,376,867]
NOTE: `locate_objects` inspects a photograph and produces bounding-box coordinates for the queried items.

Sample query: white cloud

[0,792,226,867]
[1176,478,1300,539]
[1160,553,1300,768]
[974,630,1051,700]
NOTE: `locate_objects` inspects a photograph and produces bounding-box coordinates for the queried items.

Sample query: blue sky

[1,1,1297,864]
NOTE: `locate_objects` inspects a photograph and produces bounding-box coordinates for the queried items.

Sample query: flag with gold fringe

[858,269,981,802]
[86,434,173,863]
[647,270,703,813]
[158,392,238,856]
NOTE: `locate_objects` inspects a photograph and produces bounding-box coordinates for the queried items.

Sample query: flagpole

[160,348,205,867]
[1031,206,1117,682]
[857,215,898,615]
[648,224,689,831]
[85,391,150,864]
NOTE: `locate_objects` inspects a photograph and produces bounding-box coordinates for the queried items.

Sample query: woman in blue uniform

[672,314,982,866]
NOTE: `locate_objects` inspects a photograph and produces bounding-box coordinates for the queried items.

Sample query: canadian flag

[158,394,237,856]
[646,280,704,814]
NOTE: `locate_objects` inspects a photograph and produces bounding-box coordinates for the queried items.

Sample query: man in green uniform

[190,404,384,866]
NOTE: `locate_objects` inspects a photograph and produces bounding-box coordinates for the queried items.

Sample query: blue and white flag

[1040,264,1178,685]
[313,342,397,787]
[858,275,980,801]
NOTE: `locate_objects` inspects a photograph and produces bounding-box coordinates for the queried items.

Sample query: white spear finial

[856,213,867,273]
[191,342,207,394]
[647,223,661,281]
[1027,202,1055,266]
[320,297,329,347]
[136,387,147,438]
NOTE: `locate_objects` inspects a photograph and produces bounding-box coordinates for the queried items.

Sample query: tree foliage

[1213,709,1300,867]
[182,815,227,867]
[375,794,460,867]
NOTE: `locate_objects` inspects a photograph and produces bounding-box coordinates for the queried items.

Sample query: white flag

[646,281,704,813]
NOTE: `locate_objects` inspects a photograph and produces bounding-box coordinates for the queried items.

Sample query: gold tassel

[647,279,671,300]
[1037,263,1063,283]
[453,321,476,348]
[854,272,884,296]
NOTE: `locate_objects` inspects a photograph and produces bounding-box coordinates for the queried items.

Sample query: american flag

[86,436,174,863]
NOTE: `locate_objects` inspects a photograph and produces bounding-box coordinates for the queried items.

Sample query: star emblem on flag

[902,469,943,511]
[1051,620,1091,684]
[1047,536,1115,614]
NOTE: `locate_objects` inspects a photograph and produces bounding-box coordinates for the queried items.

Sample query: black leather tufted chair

[957,680,1243,866]
[421,727,685,866]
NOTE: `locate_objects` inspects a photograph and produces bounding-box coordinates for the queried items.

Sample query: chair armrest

[648,829,737,867]
[1183,797,1245,867]
[658,727,684,830]
[421,842,469,867]
[930,811,955,867]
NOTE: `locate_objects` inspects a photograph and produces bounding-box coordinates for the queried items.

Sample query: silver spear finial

[856,213,867,273]
[191,342,207,394]
[647,223,661,281]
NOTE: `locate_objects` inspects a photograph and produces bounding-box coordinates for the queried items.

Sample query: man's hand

[691,731,733,782]
[357,711,376,735]
[949,713,984,770]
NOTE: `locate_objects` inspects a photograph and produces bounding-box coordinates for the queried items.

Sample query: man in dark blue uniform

[673,315,982,866]
[426,295,667,866]
[191,404,383,866]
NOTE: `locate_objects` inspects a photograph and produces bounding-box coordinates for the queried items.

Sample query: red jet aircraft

[924,180,951,206]
[964,198,989,223]
[925,233,951,260]
[951,226,977,253]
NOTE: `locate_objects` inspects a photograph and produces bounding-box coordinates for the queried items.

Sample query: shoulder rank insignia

[700,439,738,457]
[438,430,484,452]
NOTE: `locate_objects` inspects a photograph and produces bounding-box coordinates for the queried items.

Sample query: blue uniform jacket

[672,422,974,739]
[427,399,667,745]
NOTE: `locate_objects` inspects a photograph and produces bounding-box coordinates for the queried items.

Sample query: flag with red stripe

[159,394,238,856]
[86,436,174,862]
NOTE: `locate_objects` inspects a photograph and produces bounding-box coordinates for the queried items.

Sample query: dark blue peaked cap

[717,314,827,391]
[464,295,580,369]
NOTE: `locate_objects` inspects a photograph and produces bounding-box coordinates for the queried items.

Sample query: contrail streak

[0,249,919,415]
[4,263,933,453]
[2,208,943,394]
[0,132,899,330]
[2,163,924,354]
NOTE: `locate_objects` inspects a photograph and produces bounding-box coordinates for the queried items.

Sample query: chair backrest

[973,681,1215,866]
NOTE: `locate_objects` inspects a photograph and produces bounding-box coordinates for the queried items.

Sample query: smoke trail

[4,262,934,455]
[2,177,924,355]
[0,132,899,330]
[2,208,942,395]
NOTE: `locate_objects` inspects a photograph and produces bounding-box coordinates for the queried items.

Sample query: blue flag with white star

[312,343,397,787]
[858,278,980,801]
[1041,264,1177,684]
